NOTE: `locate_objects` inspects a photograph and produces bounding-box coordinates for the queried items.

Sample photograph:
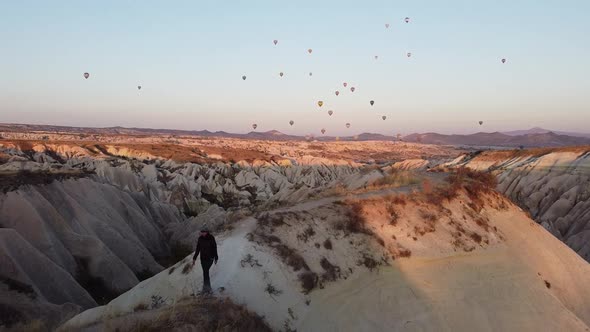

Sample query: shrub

[265,283,283,297]
[275,244,310,271]
[297,226,316,243]
[240,254,262,268]
[338,202,372,235]
[299,272,319,294]
[391,195,407,206]
[386,204,399,226]
[181,263,192,275]
[419,209,437,222]
[470,232,483,243]
[358,254,379,271]
[134,303,149,312]
[323,238,333,250]
[320,257,341,282]
[151,295,165,309]
[398,248,412,258]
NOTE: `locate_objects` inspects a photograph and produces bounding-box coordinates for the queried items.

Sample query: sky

[1,0,589,135]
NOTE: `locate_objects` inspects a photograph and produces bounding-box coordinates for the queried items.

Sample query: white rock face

[0,143,377,328]
[61,191,590,332]
[448,150,590,262]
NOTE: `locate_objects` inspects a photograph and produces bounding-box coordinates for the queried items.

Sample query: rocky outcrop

[0,142,380,328]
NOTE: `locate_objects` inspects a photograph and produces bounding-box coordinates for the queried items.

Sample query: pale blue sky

[1,0,589,135]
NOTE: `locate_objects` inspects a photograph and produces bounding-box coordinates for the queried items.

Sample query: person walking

[192,229,218,294]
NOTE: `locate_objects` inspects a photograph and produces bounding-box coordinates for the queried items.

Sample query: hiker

[192,229,218,293]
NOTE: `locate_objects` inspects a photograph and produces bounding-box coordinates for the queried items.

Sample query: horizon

[1,1,589,135]
[2,121,587,138]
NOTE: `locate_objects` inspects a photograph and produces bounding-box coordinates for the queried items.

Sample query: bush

[338,203,372,235]
[358,254,380,271]
[299,272,319,294]
[470,232,483,243]
[320,257,341,282]
[181,263,192,275]
[297,226,316,243]
[398,248,412,258]
[386,204,399,226]
[275,244,310,271]
[265,283,283,297]
[240,254,262,268]
[151,295,165,309]
[134,303,149,312]
[323,238,333,250]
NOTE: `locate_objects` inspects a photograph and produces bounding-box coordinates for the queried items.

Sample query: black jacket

[193,234,218,262]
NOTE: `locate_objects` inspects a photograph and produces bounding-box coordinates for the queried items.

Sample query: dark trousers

[200,258,214,291]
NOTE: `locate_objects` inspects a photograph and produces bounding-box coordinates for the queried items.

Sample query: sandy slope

[303,250,588,332]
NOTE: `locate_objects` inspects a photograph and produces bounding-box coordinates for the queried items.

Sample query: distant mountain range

[403,131,590,148]
[1,123,589,148]
[502,127,590,138]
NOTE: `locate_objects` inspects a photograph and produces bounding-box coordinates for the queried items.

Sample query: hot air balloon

[335,91,340,96]
[252,123,258,130]
[405,17,410,23]
[382,115,387,120]
[321,128,326,134]
[346,123,351,128]
[385,23,390,28]
[308,49,313,54]
[317,101,324,107]
[343,82,348,87]
[137,86,141,90]
[279,72,284,77]
[407,52,412,57]
[328,110,333,116]
[374,55,379,60]
[273,39,278,45]
[479,121,483,125]
[83,72,90,79]
[289,120,294,126]
[242,75,247,80]
[350,87,355,92]
[370,100,374,106]
[309,72,313,76]
[501,58,506,64]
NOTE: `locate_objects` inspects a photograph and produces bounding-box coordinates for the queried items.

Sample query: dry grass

[97,296,272,332]
[372,170,420,188]
[423,168,497,208]
[0,319,46,332]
